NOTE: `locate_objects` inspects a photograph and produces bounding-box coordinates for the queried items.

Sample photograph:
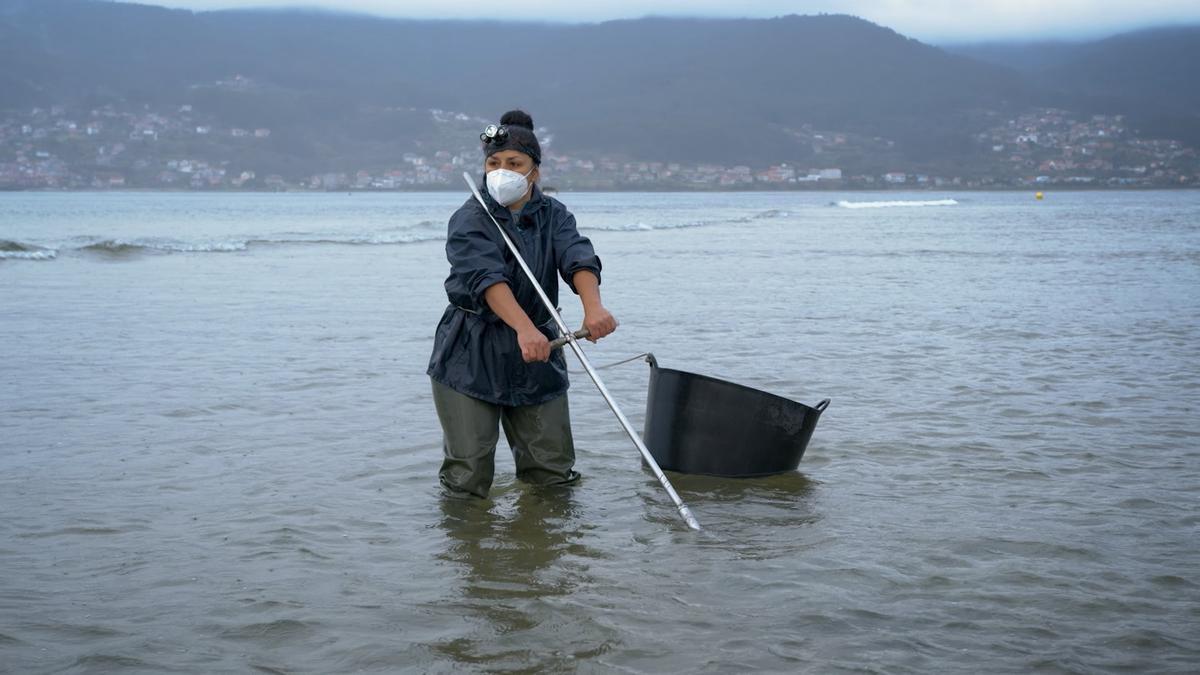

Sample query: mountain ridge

[1,0,1197,174]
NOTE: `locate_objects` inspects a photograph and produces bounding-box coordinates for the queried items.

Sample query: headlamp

[480,124,509,144]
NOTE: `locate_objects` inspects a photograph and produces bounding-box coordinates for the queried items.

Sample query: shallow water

[2,190,1199,673]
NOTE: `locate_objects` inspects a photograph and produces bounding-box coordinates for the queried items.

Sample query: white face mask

[485,166,534,206]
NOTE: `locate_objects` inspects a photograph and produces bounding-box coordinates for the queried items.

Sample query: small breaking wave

[1,232,446,260]
[80,238,249,255]
[0,239,58,260]
[251,232,443,247]
[0,209,781,261]
[585,208,789,231]
[752,209,791,219]
[835,199,958,209]
[587,220,708,231]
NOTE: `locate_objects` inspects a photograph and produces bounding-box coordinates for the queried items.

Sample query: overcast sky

[115,0,1200,42]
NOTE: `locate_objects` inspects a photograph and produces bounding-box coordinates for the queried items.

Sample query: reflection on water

[658,470,825,566]
[671,470,817,504]
[431,487,616,671]
[625,468,825,565]
[641,469,821,527]
[436,487,583,597]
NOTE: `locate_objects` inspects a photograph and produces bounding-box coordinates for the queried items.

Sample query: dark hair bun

[500,110,534,130]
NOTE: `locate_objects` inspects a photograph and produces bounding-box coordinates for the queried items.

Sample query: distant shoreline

[3,186,1198,194]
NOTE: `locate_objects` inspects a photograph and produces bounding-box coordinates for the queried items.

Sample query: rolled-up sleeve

[553,212,602,293]
[446,207,509,308]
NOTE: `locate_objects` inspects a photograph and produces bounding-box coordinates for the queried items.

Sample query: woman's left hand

[582,306,618,342]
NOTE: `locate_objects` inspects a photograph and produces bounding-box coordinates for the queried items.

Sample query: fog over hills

[1,0,1197,176]
[946,26,1200,146]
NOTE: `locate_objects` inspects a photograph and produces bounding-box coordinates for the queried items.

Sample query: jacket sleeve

[445,205,509,308]
[553,211,602,293]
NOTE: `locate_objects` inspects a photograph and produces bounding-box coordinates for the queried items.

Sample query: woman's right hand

[517,327,551,363]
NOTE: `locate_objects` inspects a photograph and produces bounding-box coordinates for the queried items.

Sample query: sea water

[2,190,1198,672]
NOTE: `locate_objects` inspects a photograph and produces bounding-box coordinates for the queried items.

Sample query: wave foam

[75,238,248,254]
[585,208,788,232]
[0,248,58,260]
[0,232,451,260]
[0,209,786,261]
[0,239,58,260]
[586,221,696,231]
[835,199,958,209]
[251,232,443,247]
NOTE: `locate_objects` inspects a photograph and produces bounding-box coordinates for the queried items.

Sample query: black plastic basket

[642,355,829,477]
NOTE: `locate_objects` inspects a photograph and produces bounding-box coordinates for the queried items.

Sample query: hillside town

[1,102,1197,191]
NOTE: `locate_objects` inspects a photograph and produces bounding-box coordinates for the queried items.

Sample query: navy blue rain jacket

[427,183,602,407]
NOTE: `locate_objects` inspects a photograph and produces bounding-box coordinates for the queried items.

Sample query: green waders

[432,379,581,498]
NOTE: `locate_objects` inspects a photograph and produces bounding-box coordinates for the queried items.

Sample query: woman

[427,110,617,499]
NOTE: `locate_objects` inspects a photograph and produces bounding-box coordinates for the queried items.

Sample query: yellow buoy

[1035,191,1044,200]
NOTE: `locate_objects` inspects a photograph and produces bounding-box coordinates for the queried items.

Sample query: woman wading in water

[427,110,617,498]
